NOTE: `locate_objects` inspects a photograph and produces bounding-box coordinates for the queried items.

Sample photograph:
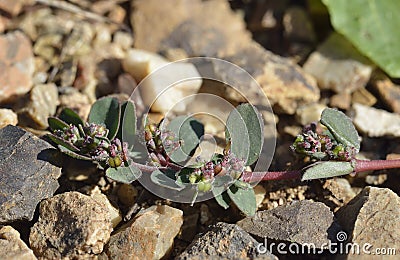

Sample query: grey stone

[237,200,341,248]
[336,187,400,259]
[0,125,61,224]
[0,226,37,260]
[176,222,277,260]
[353,103,400,137]
[303,33,373,94]
[29,191,112,259]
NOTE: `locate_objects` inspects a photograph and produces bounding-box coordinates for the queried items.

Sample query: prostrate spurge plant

[47,97,400,216]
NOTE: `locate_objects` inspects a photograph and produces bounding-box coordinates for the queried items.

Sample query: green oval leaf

[118,100,136,148]
[150,169,185,191]
[105,165,141,184]
[163,116,204,164]
[320,108,360,151]
[59,108,84,127]
[214,192,231,210]
[225,104,264,166]
[58,145,92,160]
[48,117,68,131]
[47,134,79,152]
[301,161,354,181]
[323,0,400,77]
[88,97,121,140]
[227,182,256,216]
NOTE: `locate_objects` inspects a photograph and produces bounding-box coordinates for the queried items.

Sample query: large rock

[29,191,112,259]
[0,31,35,103]
[131,0,251,57]
[219,42,319,114]
[0,125,61,224]
[237,200,341,248]
[16,83,59,129]
[303,33,373,94]
[177,222,276,260]
[105,205,183,259]
[336,187,400,259]
[353,103,400,137]
[0,226,37,260]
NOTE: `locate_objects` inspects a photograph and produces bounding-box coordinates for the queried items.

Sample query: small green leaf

[118,100,136,147]
[88,97,121,140]
[47,134,79,152]
[225,104,264,166]
[214,192,231,210]
[150,169,185,191]
[301,161,354,181]
[163,116,204,164]
[105,165,141,184]
[227,183,257,216]
[212,175,234,210]
[320,108,360,151]
[59,108,84,126]
[48,117,68,131]
[58,145,92,160]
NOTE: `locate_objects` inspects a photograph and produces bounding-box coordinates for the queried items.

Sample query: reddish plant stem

[241,159,400,182]
[241,170,301,182]
[354,159,400,173]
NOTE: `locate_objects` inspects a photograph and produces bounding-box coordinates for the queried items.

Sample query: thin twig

[35,0,130,32]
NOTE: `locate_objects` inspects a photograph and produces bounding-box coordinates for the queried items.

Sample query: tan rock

[0,0,33,16]
[29,191,112,259]
[0,226,37,260]
[105,205,183,259]
[0,108,18,128]
[16,83,59,129]
[330,92,351,110]
[336,187,400,259]
[0,31,34,103]
[372,76,400,113]
[117,184,138,207]
[90,186,122,228]
[352,88,377,106]
[131,0,251,57]
[295,103,326,125]
[304,33,373,94]
[220,42,319,114]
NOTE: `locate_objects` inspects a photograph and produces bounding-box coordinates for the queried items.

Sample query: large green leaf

[225,104,263,166]
[227,183,256,216]
[105,165,141,184]
[323,0,400,77]
[164,116,204,164]
[88,97,121,140]
[302,161,354,181]
[118,100,136,148]
[320,108,360,151]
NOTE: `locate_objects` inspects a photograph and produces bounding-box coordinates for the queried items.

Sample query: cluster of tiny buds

[291,122,356,161]
[188,151,246,192]
[145,123,179,167]
[56,122,128,168]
